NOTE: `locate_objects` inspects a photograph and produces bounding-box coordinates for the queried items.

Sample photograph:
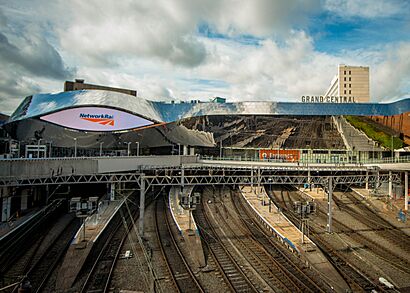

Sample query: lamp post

[8,138,12,157]
[99,142,104,157]
[391,135,394,161]
[74,138,77,157]
[37,139,42,158]
[18,141,21,158]
[219,140,223,159]
[127,142,131,156]
[48,141,52,158]
[136,142,140,156]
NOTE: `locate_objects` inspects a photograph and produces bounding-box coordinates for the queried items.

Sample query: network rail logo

[79,113,115,126]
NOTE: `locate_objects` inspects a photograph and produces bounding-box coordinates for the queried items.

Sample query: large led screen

[40,107,154,131]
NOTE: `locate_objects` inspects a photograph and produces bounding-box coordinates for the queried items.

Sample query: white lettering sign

[301,96,356,103]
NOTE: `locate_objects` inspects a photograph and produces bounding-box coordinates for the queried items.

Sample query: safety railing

[199,155,410,165]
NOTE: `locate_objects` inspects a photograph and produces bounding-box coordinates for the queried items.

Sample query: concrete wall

[97,155,198,173]
[0,155,199,178]
[0,158,98,178]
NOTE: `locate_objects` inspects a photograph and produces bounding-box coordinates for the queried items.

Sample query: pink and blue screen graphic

[40,107,154,131]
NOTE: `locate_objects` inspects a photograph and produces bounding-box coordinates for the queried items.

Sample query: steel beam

[0,170,400,187]
[139,175,145,236]
[405,171,408,211]
[327,178,333,233]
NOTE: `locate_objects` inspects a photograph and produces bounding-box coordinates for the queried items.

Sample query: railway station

[1,77,410,293]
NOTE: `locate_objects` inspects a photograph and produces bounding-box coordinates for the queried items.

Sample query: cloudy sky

[1,0,409,114]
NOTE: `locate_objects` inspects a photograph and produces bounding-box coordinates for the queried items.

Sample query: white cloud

[57,0,207,67]
[54,0,322,67]
[0,0,409,116]
[370,43,410,101]
[206,0,321,36]
[49,29,410,106]
[194,31,342,101]
[324,0,403,18]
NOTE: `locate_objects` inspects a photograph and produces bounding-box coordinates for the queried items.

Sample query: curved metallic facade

[4,89,410,150]
[8,90,410,124]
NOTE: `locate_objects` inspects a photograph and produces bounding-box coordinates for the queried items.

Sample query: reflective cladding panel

[7,89,410,125]
[8,90,163,123]
[40,107,154,131]
[153,98,410,121]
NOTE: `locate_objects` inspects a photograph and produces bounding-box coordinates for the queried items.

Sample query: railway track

[269,186,392,292]
[335,190,410,251]
[287,187,410,276]
[317,198,410,275]
[0,200,65,275]
[23,216,80,293]
[155,196,204,293]
[207,203,283,292]
[0,213,80,293]
[230,189,332,292]
[79,199,138,293]
[194,190,260,293]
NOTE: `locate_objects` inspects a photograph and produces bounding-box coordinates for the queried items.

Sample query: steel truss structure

[0,167,400,188]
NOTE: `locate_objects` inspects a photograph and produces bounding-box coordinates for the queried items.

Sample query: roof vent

[75,79,85,83]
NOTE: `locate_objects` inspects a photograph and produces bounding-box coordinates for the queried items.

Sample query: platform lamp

[219,140,223,159]
[37,138,42,158]
[136,141,140,156]
[99,141,104,156]
[48,141,52,158]
[127,142,131,156]
[74,137,77,157]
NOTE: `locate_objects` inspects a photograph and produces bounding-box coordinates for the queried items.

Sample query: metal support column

[376,170,380,191]
[258,167,261,200]
[1,196,11,222]
[389,171,393,199]
[327,177,333,233]
[251,168,254,191]
[139,175,146,236]
[179,168,185,214]
[110,183,115,201]
[405,171,408,211]
[365,170,369,190]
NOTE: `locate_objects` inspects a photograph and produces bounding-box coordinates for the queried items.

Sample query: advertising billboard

[259,149,300,162]
[40,107,154,131]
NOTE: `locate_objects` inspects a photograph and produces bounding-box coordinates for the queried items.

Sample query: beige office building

[324,65,370,103]
[64,79,137,97]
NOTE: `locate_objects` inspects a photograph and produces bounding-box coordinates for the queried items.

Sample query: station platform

[56,198,125,291]
[0,208,40,238]
[168,186,205,267]
[169,186,197,234]
[73,199,124,244]
[240,185,349,292]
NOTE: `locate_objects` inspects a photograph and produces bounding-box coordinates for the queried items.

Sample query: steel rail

[194,196,259,293]
[230,191,330,292]
[155,196,204,293]
[276,186,394,292]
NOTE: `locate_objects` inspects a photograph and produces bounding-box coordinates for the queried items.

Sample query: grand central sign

[301,96,356,103]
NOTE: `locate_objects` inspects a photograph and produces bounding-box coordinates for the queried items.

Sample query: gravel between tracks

[280,186,410,290]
